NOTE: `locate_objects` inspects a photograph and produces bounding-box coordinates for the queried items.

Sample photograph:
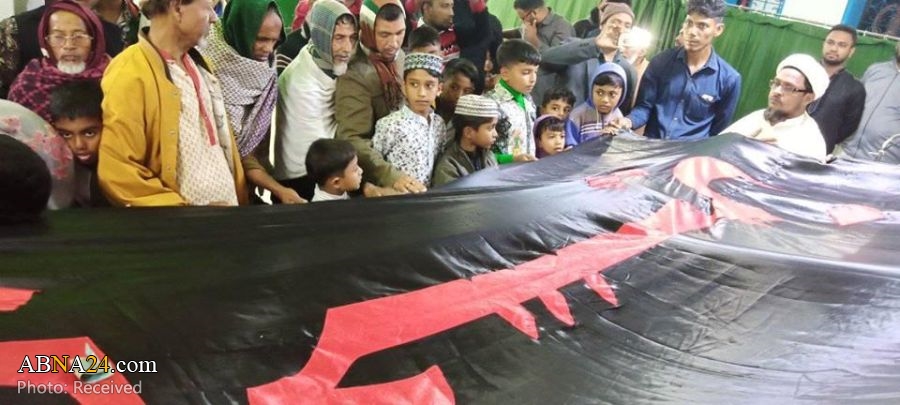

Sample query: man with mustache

[0,0,124,98]
[807,24,866,154]
[335,0,427,193]
[8,0,110,123]
[201,0,303,204]
[723,53,830,162]
[839,41,900,164]
[275,0,359,202]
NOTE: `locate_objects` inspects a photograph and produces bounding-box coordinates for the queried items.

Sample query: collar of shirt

[313,184,348,201]
[675,47,720,74]
[401,104,438,127]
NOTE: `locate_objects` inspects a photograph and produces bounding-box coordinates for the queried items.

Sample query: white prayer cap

[776,53,830,100]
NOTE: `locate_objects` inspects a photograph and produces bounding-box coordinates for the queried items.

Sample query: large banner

[2,135,899,404]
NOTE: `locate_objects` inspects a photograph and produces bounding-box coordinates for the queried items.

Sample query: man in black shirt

[808,24,866,154]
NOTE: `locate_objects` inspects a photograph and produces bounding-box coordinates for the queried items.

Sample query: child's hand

[514,154,536,162]
[392,175,427,194]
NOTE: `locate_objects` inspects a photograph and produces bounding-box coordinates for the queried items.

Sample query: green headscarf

[221,0,285,59]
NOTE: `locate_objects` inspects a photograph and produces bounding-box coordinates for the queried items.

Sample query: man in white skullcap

[722,53,831,161]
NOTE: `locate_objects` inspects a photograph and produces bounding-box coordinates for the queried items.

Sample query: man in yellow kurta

[98,0,247,207]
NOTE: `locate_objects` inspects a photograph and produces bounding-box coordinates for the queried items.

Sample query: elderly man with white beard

[7,0,111,123]
[274,0,359,202]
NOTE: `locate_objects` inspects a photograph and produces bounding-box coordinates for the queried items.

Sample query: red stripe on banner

[249,157,777,404]
[828,204,884,226]
[0,287,39,312]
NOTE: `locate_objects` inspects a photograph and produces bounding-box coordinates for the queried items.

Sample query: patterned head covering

[308,0,355,68]
[454,95,500,118]
[221,0,284,60]
[403,52,443,76]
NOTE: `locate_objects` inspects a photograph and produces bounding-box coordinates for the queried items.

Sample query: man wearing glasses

[722,53,830,162]
[7,0,110,123]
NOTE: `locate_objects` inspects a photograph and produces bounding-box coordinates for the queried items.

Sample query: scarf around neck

[204,23,278,157]
[8,56,110,123]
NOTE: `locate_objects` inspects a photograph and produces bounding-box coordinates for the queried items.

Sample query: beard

[823,56,846,66]
[763,108,789,124]
[57,61,86,74]
[333,62,348,77]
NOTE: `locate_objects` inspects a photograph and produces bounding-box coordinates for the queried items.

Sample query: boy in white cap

[373,52,448,187]
[432,94,500,186]
[722,53,830,161]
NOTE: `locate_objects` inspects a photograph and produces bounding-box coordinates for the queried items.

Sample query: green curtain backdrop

[273,0,896,120]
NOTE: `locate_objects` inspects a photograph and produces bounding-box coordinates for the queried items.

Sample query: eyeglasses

[769,78,810,94]
[46,33,93,47]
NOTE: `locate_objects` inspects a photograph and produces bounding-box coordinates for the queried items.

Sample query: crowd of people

[0,0,898,222]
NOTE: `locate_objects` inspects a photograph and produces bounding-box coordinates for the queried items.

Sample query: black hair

[828,24,858,47]
[513,0,544,11]
[409,25,440,51]
[443,57,479,84]
[542,86,576,108]
[453,114,495,142]
[305,139,357,187]
[376,3,405,22]
[0,135,51,224]
[686,0,727,22]
[48,80,103,123]
[535,116,566,139]
[141,0,198,18]
[497,39,541,68]
[593,72,625,89]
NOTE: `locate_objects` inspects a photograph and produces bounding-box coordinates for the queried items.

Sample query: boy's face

[335,156,363,192]
[403,69,442,117]
[411,43,442,57]
[539,129,565,156]
[441,73,475,108]
[541,99,572,120]
[592,84,622,115]
[467,117,498,149]
[500,62,538,95]
[53,116,102,166]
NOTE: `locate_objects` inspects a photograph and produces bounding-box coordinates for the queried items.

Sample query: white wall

[781,0,849,26]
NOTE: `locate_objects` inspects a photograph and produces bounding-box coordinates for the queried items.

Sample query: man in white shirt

[275,0,358,201]
[723,53,830,161]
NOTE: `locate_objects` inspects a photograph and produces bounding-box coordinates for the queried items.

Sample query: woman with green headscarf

[201,0,305,204]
